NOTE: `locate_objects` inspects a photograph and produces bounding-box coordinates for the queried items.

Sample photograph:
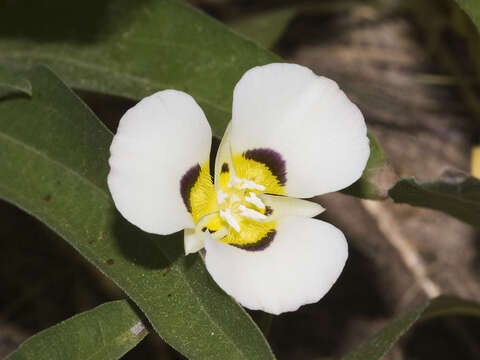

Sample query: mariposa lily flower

[108,63,370,315]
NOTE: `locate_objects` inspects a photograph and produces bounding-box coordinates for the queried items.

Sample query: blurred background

[1,0,480,359]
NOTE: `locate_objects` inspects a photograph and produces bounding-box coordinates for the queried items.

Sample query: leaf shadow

[0,0,152,44]
[0,91,32,102]
[112,210,184,270]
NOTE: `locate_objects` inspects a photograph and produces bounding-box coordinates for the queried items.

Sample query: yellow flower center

[217,176,267,233]
[183,150,286,249]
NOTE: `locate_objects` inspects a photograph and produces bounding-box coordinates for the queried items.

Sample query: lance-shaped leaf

[0,0,385,199]
[342,295,480,360]
[0,0,279,137]
[455,0,480,32]
[230,8,297,49]
[0,66,31,98]
[6,300,147,360]
[389,170,480,227]
[0,66,275,360]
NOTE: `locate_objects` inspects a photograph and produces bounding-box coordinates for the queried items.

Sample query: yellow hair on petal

[232,154,285,195]
[218,170,231,190]
[190,162,218,223]
[221,219,277,246]
[205,213,223,232]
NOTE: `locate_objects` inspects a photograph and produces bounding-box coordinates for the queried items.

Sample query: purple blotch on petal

[232,230,276,251]
[243,148,287,185]
[180,164,201,213]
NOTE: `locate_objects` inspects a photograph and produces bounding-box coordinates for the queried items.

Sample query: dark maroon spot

[101,231,107,237]
[180,164,201,212]
[106,259,115,265]
[265,206,273,216]
[43,194,51,201]
[243,148,286,185]
[163,268,171,277]
[221,163,229,173]
[88,239,96,245]
[232,230,276,251]
[202,226,217,234]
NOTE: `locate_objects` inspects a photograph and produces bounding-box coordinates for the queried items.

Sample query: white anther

[240,179,266,191]
[245,192,265,209]
[239,205,267,220]
[219,209,241,232]
[217,189,228,204]
[228,176,242,188]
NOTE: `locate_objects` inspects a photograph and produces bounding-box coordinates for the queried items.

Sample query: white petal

[231,63,370,197]
[259,194,325,220]
[108,90,212,235]
[204,216,348,314]
[214,122,235,187]
[184,228,204,255]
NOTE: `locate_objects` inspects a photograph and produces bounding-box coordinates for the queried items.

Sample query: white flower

[108,63,370,315]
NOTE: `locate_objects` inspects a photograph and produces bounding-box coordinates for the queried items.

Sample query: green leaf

[388,170,480,227]
[230,8,297,49]
[6,300,147,360]
[0,65,31,98]
[0,65,274,360]
[0,0,280,137]
[0,0,384,199]
[342,133,388,200]
[455,0,480,32]
[342,295,480,360]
